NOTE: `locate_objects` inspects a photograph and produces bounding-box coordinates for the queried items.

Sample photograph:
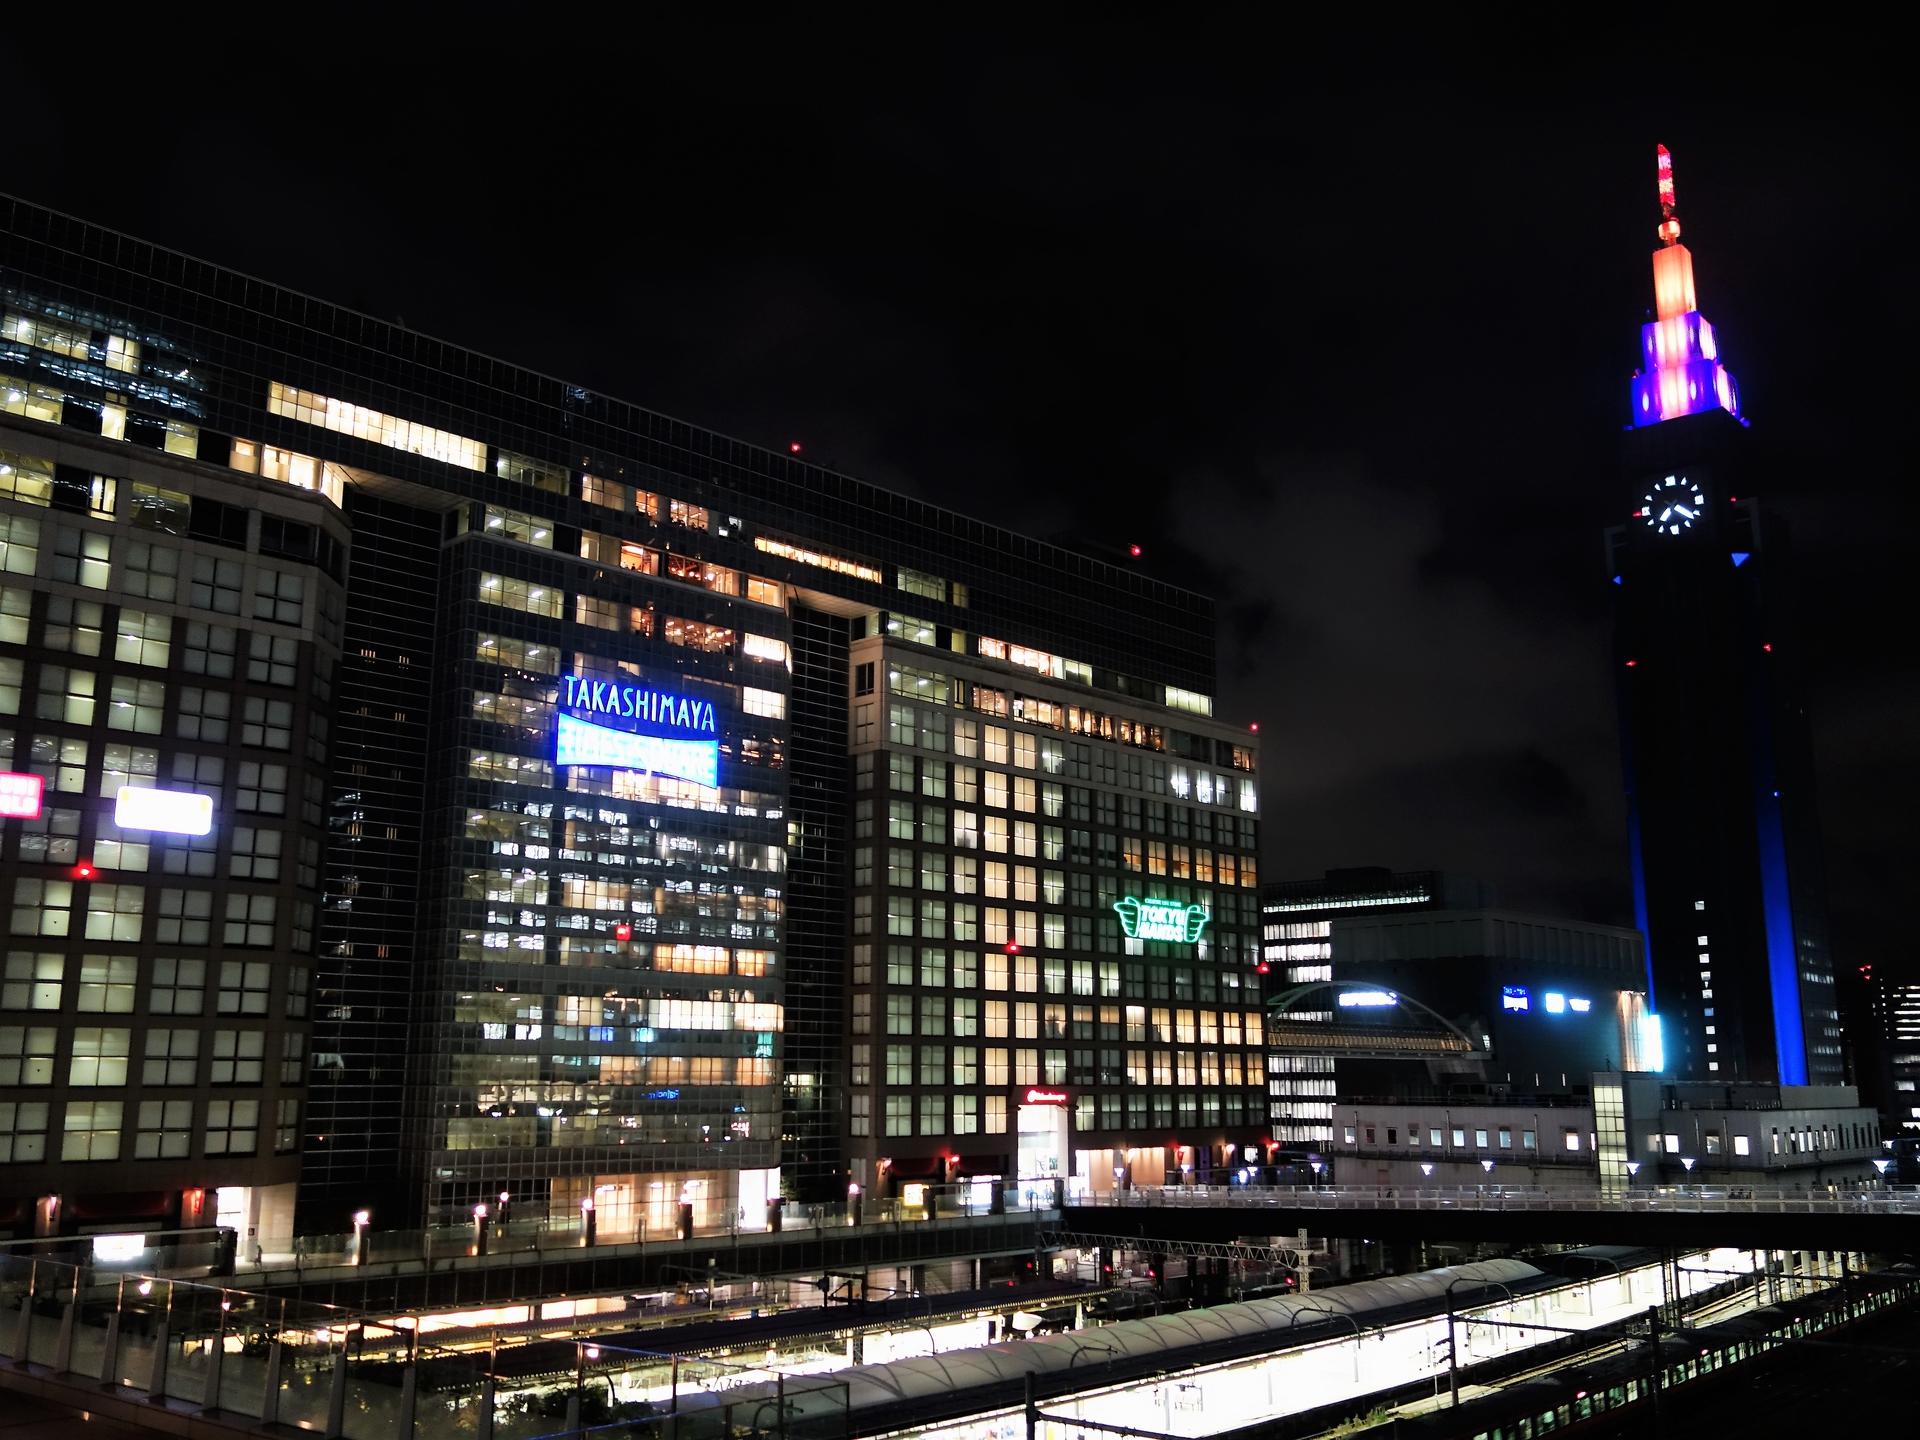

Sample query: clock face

[1641,474,1704,535]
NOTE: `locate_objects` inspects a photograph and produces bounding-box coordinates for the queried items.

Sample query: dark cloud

[1184,461,1626,918]
[8,23,1913,963]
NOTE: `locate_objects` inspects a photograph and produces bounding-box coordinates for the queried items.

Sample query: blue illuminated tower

[1606,148,1841,1086]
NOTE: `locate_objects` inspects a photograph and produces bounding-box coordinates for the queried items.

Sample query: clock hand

[1675,505,1696,519]
[1659,507,1673,522]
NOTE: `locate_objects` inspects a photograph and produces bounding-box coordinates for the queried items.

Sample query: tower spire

[1656,144,1681,246]
[1630,143,1740,426]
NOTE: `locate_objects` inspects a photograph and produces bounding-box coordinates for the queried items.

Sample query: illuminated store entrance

[1017,1094,1068,1180]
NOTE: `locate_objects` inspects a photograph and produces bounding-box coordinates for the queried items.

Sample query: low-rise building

[1326,1074,1881,1190]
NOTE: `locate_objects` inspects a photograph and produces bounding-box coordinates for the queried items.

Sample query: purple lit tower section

[1630,145,1741,428]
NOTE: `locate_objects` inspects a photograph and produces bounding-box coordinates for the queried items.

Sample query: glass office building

[0,194,1250,1233]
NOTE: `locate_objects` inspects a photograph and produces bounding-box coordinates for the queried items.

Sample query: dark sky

[11,28,1914,967]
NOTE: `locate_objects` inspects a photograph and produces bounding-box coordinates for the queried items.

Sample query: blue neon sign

[555,713,719,787]
[562,676,718,735]
[1506,986,1593,1016]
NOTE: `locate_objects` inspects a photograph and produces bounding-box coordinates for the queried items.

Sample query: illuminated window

[0,512,39,577]
[470,750,554,789]
[483,505,553,548]
[742,686,786,720]
[0,448,53,507]
[669,498,709,530]
[54,527,110,589]
[142,1028,199,1085]
[885,1095,912,1136]
[67,1026,131,1086]
[61,1099,124,1160]
[743,634,789,664]
[477,632,561,675]
[2,953,62,1011]
[0,1025,55,1084]
[210,1031,265,1086]
[580,473,626,510]
[148,959,205,1015]
[75,955,136,1013]
[575,595,622,631]
[664,618,733,653]
[11,878,72,937]
[0,374,64,424]
[270,382,486,472]
[887,613,937,647]
[203,1099,259,1154]
[479,572,563,618]
[0,1101,49,1162]
[897,567,947,603]
[753,535,882,584]
[1165,686,1212,717]
[274,1097,300,1152]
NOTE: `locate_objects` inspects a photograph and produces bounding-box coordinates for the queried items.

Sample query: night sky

[11,32,1914,984]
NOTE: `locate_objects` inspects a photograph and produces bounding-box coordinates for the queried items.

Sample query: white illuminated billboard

[554,713,719,787]
[114,787,215,836]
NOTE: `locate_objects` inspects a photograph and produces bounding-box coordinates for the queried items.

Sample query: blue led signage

[1506,986,1593,1017]
[562,676,718,735]
[555,713,719,787]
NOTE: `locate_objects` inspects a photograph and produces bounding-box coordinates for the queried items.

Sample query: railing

[1067,1182,1920,1215]
[242,1183,1060,1281]
[0,1247,849,1440]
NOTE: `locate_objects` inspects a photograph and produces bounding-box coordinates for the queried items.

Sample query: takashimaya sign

[562,675,718,735]
[1112,896,1211,944]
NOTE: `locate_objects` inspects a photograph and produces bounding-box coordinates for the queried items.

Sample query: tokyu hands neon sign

[1112,896,1210,943]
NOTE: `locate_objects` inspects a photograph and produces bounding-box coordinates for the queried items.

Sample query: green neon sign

[1112,896,1211,943]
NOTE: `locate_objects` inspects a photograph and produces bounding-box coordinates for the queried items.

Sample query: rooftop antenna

[1655,144,1681,247]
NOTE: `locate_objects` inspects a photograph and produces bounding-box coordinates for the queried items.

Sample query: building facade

[0,194,1244,1235]
[1608,153,1842,1086]
[0,388,342,1247]
[843,628,1263,1195]
[1324,1078,1880,1191]
[1259,868,1651,1149]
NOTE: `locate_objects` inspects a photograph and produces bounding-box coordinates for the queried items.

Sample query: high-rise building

[1607,148,1842,1087]
[0,194,1260,1237]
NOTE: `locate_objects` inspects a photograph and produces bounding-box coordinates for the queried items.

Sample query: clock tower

[1607,147,1842,1087]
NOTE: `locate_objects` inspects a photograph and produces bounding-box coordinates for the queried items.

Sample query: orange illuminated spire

[1630,143,1740,427]
[1649,144,1694,320]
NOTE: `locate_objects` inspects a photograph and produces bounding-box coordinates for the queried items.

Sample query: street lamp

[1420,1163,1434,1178]
[847,1182,862,1227]
[351,1209,371,1266]
[580,1196,597,1246]
[1480,1159,1495,1173]
[1681,1157,1696,1173]
[472,1203,489,1257]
